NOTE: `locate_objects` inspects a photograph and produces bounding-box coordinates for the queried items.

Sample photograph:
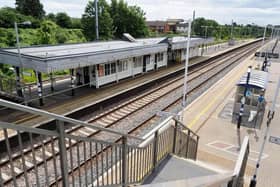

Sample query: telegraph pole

[95,0,99,40]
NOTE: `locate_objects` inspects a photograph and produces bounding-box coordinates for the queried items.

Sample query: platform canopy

[0,36,207,73]
[237,70,268,89]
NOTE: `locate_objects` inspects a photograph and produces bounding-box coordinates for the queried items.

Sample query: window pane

[98,64,104,77]
[111,63,116,74]
[118,61,123,72]
[105,64,110,76]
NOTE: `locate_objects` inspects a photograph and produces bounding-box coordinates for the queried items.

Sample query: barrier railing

[0,99,199,187]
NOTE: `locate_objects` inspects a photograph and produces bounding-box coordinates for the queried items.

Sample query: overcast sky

[1,0,279,26]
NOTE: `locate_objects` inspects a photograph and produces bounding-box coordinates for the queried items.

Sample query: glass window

[123,60,128,70]
[105,63,110,76]
[146,56,150,65]
[98,64,104,77]
[111,63,116,74]
[133,57,142,68]
[118,60,129,72]
[117,61,122,72]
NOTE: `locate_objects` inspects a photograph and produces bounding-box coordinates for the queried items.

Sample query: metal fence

[0,76,17,95]
[0,99,199,187]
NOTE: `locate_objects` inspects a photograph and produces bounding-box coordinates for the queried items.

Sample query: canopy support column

[15,66,23,97]
[70,69,75,96]
[50,72,54,92]
[35,71,44,106]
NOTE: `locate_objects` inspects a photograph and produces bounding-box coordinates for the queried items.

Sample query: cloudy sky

[1,0,279,25]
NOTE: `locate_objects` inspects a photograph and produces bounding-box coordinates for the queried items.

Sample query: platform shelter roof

[237,70,268,89]
[0,36,207,73]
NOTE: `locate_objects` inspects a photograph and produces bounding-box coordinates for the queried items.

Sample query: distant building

[146,21,170,33]
[176,23,189,33]
[146,19,188,34]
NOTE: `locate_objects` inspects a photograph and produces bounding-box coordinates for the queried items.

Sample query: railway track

[0,41,261,186]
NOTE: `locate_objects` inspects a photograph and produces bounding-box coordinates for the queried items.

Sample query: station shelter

[0,34,209,105]
[232,69,268,128]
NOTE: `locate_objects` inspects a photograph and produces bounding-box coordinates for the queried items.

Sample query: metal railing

[0,99,199,187]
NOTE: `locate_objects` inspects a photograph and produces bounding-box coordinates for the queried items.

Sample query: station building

[0,34,211,104]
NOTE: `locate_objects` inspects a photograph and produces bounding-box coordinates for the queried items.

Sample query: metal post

[185,130,190,158]
[56,120,69,187]
[14,22,26,104]
[250,77,280,187]
[35,71,44,106]
[70,69,75,96]
[50,72,54,92]
[172,121,178,153]
[262,25,267,47]
[95,0,99,40]
[182,19,192,108]
[270,26,274,40]
[15,66,23,97]
[231,20,234,39]
[122,136,127,187]
[152,130,159,171]
[237,66,252,148]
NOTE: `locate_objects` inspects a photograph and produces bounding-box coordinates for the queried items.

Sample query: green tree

[0,7,40,28]
[55,12,72,28]
[81,0,113,41]
[110,0,148,38]
[46,13,56,22]
[38,20,58,44]
[15,0,45,19]
[71,18,82,29]
[192,17,219,37]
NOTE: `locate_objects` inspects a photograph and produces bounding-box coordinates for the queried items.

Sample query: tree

[0,7,40,28]
[46,13,56,22]
[55,12,72,28]
[81,0,113,41]
[110,0,148,38]
[15,0,45,19]
[192,17,219,37]
[71,18,82,29]
[38,20,58,44]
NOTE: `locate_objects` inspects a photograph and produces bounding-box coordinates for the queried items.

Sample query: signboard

[269,136,280,145]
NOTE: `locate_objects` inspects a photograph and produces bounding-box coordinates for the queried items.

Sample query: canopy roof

[237,70,268,89]
[0,36,207,73]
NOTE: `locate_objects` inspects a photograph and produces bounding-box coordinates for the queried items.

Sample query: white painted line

[206,140,269,161]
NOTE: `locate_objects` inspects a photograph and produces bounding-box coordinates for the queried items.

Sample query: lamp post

[249,77,280,187]
[230,20,234,39]
[182,19,192,108]
[14,21,31,105]
[95,0,99,40]
[262,25,267,47]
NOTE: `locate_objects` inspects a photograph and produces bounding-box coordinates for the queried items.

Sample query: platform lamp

[14,21,31,105]
[182,19,192,109]
[250,77,280,187]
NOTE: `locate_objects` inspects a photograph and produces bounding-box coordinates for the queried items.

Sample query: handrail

[0,99,142,140]
[173,117,199,137]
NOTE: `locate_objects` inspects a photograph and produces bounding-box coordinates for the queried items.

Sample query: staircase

[0,99,250,187]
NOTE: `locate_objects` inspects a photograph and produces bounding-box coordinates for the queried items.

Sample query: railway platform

[0,40,253,127]
[182,41,280,186]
